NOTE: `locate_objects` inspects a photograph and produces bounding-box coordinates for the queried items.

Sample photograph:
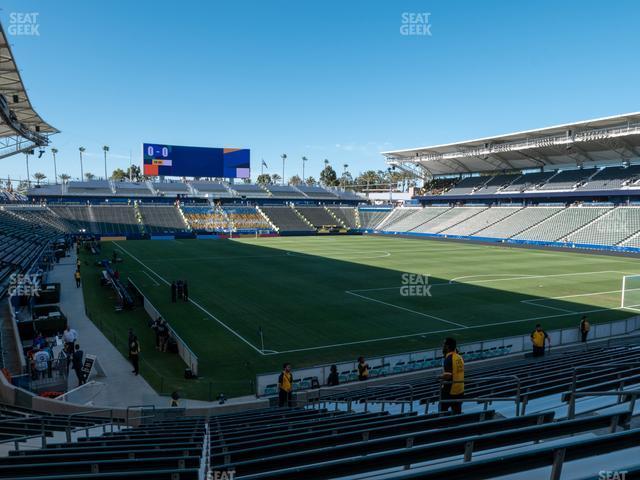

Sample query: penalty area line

[112,242,272,356]
[268,305,634,355]
[345,290,468,329]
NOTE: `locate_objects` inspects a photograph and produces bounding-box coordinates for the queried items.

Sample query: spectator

[152,317,161,350]
[531,323,551,357]
[357,356,369,381]
[327,365,340,386]
[72,344,85,386]
[74,269,81,288]
[129,335,140,375]
[63,325,78,352]
[171,281,177,303]
[183,281,189,301]
[158,320,170,352]
[439,337,464,414]
[128,328,135,346]
[579,315,591,343]
[170,391,180,407]
[278,363,293,407]
[33,348,50,380]
[76,258,81,271]
[32,331,46,350]
[177,280,184,299]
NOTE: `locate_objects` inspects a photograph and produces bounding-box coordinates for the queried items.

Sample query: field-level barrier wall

[256,316,640,396]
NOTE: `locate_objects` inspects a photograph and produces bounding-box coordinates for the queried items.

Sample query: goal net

[621,274,640,310]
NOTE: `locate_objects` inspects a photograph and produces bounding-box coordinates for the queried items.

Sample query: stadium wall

[256,316,640,396]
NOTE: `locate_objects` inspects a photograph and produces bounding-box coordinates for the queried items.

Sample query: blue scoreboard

[143,143,250,178]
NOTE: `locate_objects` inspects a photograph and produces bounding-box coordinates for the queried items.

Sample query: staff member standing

[531,324,551,357]
[74,269,81,288]
[278,363,293,407]
[440,337,464,414]
[357,356,370,381]
[579,315,591,343]
[72,344,85,386]
[129,335,141,376]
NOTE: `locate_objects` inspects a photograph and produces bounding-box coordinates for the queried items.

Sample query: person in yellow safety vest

[357,356,370,381]
[74,269,81,288]
[531,323,551,357]
[278,363,293,407]
[579,315,591,343]
[439,337,464,414]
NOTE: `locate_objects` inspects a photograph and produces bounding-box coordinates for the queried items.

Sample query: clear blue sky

[2,0,639,182]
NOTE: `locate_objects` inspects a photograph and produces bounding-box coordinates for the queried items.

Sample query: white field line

[520,300,576,313]
[276,272,634,355]
[345,290,468,328]
[268,305,637,355]
[520,287,640,312]
[286,250,392,260]
[448,270,624,284]
[141,270,160,286]
[112,242,270,356]
[351,270,626,293]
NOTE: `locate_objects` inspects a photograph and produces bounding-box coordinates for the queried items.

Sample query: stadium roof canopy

[0,21,57,158]
[382,112,640,177]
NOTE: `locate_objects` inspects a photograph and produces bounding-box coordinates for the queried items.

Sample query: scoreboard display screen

[143,143,250,178]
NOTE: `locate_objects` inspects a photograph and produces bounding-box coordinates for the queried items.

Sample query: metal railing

[64,408,115,442]
[125,404,156,427]
[567,362,640,419]
[438,375,523,416]
[0,416,49,450]
[359,384,415,413]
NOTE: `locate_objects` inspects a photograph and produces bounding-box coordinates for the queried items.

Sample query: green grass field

[81,235,640,399]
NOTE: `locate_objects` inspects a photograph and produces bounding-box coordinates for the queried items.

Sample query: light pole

[103,145,109,180]
[25,151,31,188]
[79,147,85,180]
[51,148,58,184]
[342,163,349,187]
[280,154,287,185]
[302,156,308,182]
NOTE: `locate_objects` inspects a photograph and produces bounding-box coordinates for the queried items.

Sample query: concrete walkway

[48,252,166,408]
[47,251,232,409]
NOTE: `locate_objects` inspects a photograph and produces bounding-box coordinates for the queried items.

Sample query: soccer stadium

[1,2,640,479]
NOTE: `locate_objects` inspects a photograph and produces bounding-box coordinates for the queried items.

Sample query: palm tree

[271,173,282,185]
[78,147,85,180]
[302,156,308,180]
[51,148,58,183]
[59,173,71,184]
[33,172,46,185]
[85,172,95,181]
